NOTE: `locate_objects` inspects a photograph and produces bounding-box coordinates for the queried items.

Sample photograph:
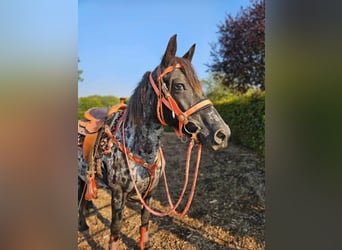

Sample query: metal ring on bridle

[183,123,200,136]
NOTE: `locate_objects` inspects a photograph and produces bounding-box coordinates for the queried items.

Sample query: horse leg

[109,185,125,250]
[78,177,89,231]
[139,196,152,250]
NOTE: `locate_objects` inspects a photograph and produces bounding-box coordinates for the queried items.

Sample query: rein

[102,63,208,217]
[104,112,161,200]
[121,111,202,217]
[120,63,208,217]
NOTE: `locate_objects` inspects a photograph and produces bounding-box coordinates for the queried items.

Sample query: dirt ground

[78,132,265,250]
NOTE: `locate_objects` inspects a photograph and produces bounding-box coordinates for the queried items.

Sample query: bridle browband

[149,63,213,140]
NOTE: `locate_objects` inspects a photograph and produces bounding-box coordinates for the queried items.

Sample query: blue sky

[78,0,252,97]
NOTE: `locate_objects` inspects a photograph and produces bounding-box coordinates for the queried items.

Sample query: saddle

[78,98,127,164]
[78,98,127,200]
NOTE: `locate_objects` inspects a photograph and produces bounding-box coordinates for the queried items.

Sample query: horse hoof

[78,222,89,232]
[109,239,120,250]
[86,200,95,211]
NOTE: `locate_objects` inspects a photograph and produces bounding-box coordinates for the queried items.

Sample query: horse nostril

[214,130,226,144]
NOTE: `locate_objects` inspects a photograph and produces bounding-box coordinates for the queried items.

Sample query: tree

[201,74,234,102]
[208,0,265,93]
[78,57,84,82]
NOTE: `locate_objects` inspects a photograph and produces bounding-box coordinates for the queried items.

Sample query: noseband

[149,63,212,141]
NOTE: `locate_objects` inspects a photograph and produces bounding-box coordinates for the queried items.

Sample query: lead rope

[121,113,202,217]
[161,140,202,216]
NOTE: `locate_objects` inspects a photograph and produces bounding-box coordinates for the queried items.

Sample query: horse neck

[122,117,163,165]
[123,82,164,164]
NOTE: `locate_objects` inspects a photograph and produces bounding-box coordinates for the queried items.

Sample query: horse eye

[174,83,185,91]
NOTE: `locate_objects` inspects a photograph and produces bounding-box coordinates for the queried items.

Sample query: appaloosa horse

[78,35,231,250]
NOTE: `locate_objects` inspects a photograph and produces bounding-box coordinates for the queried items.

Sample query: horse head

[151,34,231,150]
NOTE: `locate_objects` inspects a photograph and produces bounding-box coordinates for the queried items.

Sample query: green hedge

[78,95,120,120]
[214,91,265,155]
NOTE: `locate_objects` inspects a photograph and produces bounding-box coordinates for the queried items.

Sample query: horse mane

[126,57,202,126]
[126,71,157,126]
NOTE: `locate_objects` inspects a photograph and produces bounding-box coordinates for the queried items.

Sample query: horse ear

[161,34,177,66]
[183,44,196,62]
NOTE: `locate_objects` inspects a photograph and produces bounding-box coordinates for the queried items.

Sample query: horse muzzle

[197,124,230,151]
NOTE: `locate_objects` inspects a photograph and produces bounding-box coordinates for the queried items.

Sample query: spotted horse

[78,35,231,250]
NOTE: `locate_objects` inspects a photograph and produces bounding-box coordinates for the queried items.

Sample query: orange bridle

[149,63,213,140]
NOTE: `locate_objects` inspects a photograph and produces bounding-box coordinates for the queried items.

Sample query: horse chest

[106,149,162,195]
